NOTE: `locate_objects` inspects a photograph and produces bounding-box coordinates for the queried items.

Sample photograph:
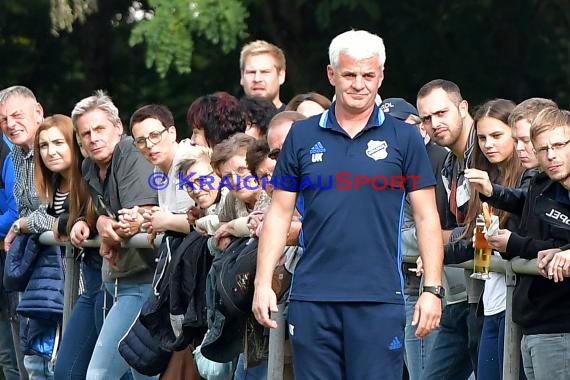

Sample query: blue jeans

[54,262,108,379]
[521,333,570,380]
[86,281,157,380]
[0,319,20,380]
[477,312,505,380]
[404,295,438,380]
[421,301,478,380]
[24,354,53,380]
[234,353,267,380]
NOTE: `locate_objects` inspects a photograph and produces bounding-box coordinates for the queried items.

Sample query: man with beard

[240,40,287,111]
[416,79,482,380]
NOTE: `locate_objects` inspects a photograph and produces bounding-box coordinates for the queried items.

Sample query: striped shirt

[53,190,69,216]
[12,145,56,233]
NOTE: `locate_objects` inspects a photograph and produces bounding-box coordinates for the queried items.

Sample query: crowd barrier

[38,231,540,380]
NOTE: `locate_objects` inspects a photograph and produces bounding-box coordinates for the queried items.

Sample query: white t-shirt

[482,251,506,316]
[157,138,196,213]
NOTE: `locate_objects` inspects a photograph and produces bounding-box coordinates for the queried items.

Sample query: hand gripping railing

[39,231,536,380]
[38,232,163,329]
[401,255,539,380]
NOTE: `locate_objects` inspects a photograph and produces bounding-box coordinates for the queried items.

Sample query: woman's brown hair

[33,114,96,234]
[68,130,97,233]
[462,99,524,239]
[34,114,74,206]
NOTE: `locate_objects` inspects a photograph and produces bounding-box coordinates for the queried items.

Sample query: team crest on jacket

[366,140,388,160]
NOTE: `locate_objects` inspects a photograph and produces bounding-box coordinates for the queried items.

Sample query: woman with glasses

[209,133,270,252]
[178,146,227,236]
[129,104,196,239]
[129,104,203,375]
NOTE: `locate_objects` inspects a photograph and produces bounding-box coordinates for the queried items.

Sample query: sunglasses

[268,148,280,160]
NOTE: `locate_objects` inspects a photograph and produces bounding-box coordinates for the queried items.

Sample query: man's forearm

[255,212,291,288]
[417,218,444,285]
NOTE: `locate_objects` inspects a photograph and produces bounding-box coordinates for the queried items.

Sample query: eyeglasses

[133,129,168,148]
[182,171,214,191]
[225,167,252,185]
[534,139,570,157]
[268,148,280,160]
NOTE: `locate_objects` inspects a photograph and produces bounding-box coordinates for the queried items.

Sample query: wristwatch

[422,285,445,299]
[11,221,21,234]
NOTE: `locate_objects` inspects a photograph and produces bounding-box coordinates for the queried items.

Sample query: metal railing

[39,231,538,380]
[38,231,164,329]
[267,255,537,380]
[401,255,536,380]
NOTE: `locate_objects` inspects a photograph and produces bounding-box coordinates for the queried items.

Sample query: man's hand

[142,206,171,234]
[415,256,424,277]
[252,284,278,329]
[96,215,122,244]
[537,248,561,278]
[487,229,511,253]
[100,240,120,269]
[546,249,570,282]
[146,230,157,249]
[412,292,442,338]
[117,207,144,237]
[464,169,493,197]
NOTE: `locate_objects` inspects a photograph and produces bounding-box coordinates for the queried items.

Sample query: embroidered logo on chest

[365,140,388,161]
[310,141,326,163]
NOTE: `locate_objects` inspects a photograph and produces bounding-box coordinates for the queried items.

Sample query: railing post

[502,260,521,380]
[62,243,80,331]
[267,303,286,380]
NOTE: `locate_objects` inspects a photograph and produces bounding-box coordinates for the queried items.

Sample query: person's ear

[458,100,469,119]
[168,125,177,142]
[326,65,335,86]
[115,121,124,136]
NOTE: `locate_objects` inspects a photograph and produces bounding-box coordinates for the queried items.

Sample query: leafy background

[0,0,568,138]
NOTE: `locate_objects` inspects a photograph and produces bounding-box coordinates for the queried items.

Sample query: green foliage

[129,0,248,77]
[49,0,98,34]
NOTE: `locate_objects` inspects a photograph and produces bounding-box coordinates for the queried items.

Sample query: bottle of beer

[472,215,492,279]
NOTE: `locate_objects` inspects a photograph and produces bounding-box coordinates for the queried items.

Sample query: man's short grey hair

[328,30,386,70]
[0,85,37,104]
[71,90,121,129]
